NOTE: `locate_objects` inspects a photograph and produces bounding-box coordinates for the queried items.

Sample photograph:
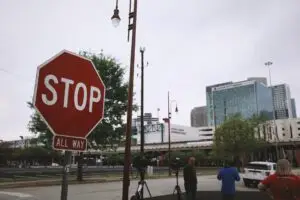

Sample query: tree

[165,151,187,164]
[105,153,124,166]
[212,115,266,168]
[28,50,137,148]
[192,150,206,166]
[27,102,53,149]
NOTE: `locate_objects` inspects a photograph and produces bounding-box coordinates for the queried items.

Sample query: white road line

[0,191,33,198]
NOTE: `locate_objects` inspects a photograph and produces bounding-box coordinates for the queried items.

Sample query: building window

[282,128,285,131]
[282,133,285,136]
[297,121,300,124]
[298,128,300,130]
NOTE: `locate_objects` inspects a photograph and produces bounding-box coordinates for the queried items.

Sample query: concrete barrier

[144,191,271,200]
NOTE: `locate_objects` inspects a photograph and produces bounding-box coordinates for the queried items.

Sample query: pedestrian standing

[217,160,240,200]
[258,159,300,200]
[183,157,197,200]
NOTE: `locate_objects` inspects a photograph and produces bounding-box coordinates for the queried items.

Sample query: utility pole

[139,47,145,200]
[111,0,138,199]
[168,91,171,176]
[140,47,145,155]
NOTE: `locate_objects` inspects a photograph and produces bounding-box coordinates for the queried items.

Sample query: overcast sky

[1,0,300,140]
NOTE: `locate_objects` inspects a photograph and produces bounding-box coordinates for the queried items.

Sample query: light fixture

[111,0,121,27]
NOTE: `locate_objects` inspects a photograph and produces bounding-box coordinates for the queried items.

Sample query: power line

[0,68,32,83]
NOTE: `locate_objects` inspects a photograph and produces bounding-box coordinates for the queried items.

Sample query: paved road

[0,175,256,200]
[0,191,37,200]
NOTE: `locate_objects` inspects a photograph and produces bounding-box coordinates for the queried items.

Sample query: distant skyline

[1,0,300,140]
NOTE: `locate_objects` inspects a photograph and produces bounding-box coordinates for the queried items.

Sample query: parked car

[242,161,276,187]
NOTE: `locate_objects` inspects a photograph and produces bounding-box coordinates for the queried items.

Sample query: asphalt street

[0,175,256,200]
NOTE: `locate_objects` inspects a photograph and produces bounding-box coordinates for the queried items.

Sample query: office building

[206,79,273,126]
[247,77,267,85]
[271,84,292,119]
[191,106,208,127]
[206,82,233,126]
[291,98,297,118]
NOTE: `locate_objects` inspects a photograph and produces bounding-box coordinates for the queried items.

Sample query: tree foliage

[27,103,53,149]
[27,51,137,149]
[164,150,207,166]
[212,114,266,162]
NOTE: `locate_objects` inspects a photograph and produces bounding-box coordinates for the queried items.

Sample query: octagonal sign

[33,50,106,151]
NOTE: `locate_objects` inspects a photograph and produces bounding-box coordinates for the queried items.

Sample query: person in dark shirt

[217,160,240,200]
[183,157,197,200]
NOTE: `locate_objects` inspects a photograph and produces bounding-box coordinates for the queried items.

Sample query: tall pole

[139,47,145,199]
[60,151,72,200]
[140,48,145,154]
[168,91,171,176]
[122,0,138,200]
[265,61,279,160]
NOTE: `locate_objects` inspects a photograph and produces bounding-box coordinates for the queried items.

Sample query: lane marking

[0,191,33,198]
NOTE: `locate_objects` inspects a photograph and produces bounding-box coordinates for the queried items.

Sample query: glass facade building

[207,80,273,126]
[206,82,233,126]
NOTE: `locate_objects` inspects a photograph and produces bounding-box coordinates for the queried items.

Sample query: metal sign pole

[61,151,72,200]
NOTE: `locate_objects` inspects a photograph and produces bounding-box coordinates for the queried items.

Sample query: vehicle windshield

[246,163,271,170]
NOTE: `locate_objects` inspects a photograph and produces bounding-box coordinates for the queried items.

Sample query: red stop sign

[33,50,106,141]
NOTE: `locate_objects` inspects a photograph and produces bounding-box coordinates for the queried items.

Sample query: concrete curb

[0,175,175,189]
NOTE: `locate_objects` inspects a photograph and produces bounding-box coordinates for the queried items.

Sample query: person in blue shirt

[217,160,240,200]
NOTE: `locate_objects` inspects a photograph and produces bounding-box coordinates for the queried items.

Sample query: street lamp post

[111,0,138,200]
[167,91,178,176]
[265,61,280,160]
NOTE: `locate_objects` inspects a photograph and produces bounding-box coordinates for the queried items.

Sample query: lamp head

[111,8,121,27]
